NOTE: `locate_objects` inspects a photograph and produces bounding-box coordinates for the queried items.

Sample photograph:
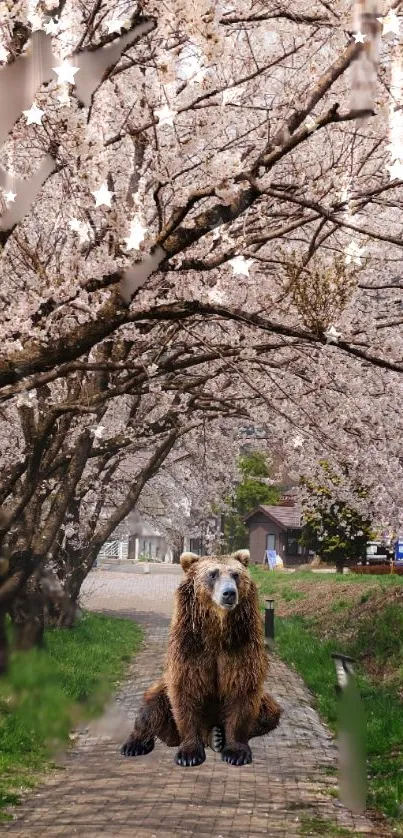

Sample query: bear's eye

[231,572,240,583]
[208,569,219,581]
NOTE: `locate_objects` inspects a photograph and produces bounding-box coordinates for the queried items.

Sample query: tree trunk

[12,614,45,651]
[62,553,95,606]
[42,568,80,629]
[0,609,8,674]
[45,595,78,629]
[335,550,345,574]
[47,545,98,627]
[172,547,181,564]
[0,549,40,657]
[9,577,45,651]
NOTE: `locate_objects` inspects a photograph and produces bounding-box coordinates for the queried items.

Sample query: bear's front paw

[174,743,206,767]
[222,743,252,766]
[121,736,154,757]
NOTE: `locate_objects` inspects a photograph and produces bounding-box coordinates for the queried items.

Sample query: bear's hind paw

[174,743,206,767]
[121,736,154,757]
[222,743,252,766]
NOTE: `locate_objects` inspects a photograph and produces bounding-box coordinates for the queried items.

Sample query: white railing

[98,538,129,561]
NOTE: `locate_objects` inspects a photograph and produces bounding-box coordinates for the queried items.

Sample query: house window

[266,534,276,551]
[286,530,302,556]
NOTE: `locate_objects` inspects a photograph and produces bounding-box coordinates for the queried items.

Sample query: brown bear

[121,549,281,767]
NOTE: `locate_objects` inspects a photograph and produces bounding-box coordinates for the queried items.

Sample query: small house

[97,509,172,563]
[244,500,308,567]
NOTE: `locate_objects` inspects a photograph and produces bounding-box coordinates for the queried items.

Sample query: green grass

[350,603,403,673]
[0,612,142,818]
[299,814,352,835]
[280,587,305,602]
[331,599,349,611]
[251,566,403,596]
[250,568,403,828]
[273,614,403,826]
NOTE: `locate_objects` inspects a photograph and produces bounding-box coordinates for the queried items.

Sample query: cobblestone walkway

[3,568,388,837]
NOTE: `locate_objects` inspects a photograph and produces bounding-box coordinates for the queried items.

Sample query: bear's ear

[180,552,200,573]
[232,549,250,567]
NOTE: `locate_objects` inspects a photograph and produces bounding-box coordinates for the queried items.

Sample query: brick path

[3,567,388,837]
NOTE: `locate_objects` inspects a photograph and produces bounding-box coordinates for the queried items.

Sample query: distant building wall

[247,513,306,566]
[128,534,168,561]
[248,514,284,564]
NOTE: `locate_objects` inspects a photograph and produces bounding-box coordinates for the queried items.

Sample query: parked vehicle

[364,541,392,565]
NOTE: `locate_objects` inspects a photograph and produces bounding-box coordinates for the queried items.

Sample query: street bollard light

[332,652,367,814]
[264,598,275,645]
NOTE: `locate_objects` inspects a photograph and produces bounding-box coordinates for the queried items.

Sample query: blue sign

[395,540,403,562]
[265,550,278,570]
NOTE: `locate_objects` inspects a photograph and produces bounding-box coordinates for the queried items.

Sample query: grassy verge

[0,612,142,819]
[251,567,403,832]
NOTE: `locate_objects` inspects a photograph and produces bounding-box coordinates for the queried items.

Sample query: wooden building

[244,501,308,567]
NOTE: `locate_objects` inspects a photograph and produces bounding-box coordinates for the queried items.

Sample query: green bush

[0,612,142,818]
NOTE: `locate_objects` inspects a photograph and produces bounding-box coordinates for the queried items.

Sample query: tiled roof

[246,504,303,529]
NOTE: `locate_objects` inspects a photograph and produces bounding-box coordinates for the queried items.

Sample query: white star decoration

[92,182,114,208]
[304,116,317,132]
[16,391,36,407]
[23,103,45,125]
[388,140,403,162]
[388,159,403,181]
[90,425,105,439]
[222,87,239,105]
[4,190,16,203]
[107,18,125,34]
[292,435,305,449]
[44,18,59,35]
[155,105,176,127]
[27,12,44,31]
[79,226,90,244]
[377,10,400,36]
[353,31,366,43]
[228,255,254,276]
[324,325,342,344]
[344,241,365,266]
[189,66,207,85]
[69,217,90,243]
[124,217,147,251]
[52,62,80,86]
[0,43,8,62]
[69,217,81,232]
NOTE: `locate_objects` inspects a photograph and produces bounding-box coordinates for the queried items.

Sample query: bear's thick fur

[121,549,281,767]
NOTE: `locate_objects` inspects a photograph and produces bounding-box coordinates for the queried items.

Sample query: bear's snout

[221,587,237,607]
[215,580,238,610]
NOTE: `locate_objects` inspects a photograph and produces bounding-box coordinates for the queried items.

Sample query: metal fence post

[331,652,367,814]
[264,598,275,643]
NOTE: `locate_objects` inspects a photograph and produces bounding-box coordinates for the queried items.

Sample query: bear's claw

[208,725,225,753]
[174,744,206,767]
[222,743,252,766]
[121,737,154,757]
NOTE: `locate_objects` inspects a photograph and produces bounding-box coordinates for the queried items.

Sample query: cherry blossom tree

[0,324,252,653]
[3,1,403,662]
[300,460,374,572]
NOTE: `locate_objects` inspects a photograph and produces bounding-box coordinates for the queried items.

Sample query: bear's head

[179,550,251,611]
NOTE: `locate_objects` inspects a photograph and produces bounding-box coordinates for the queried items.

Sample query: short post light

[264,598,275,645]
[332,652,367,814]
